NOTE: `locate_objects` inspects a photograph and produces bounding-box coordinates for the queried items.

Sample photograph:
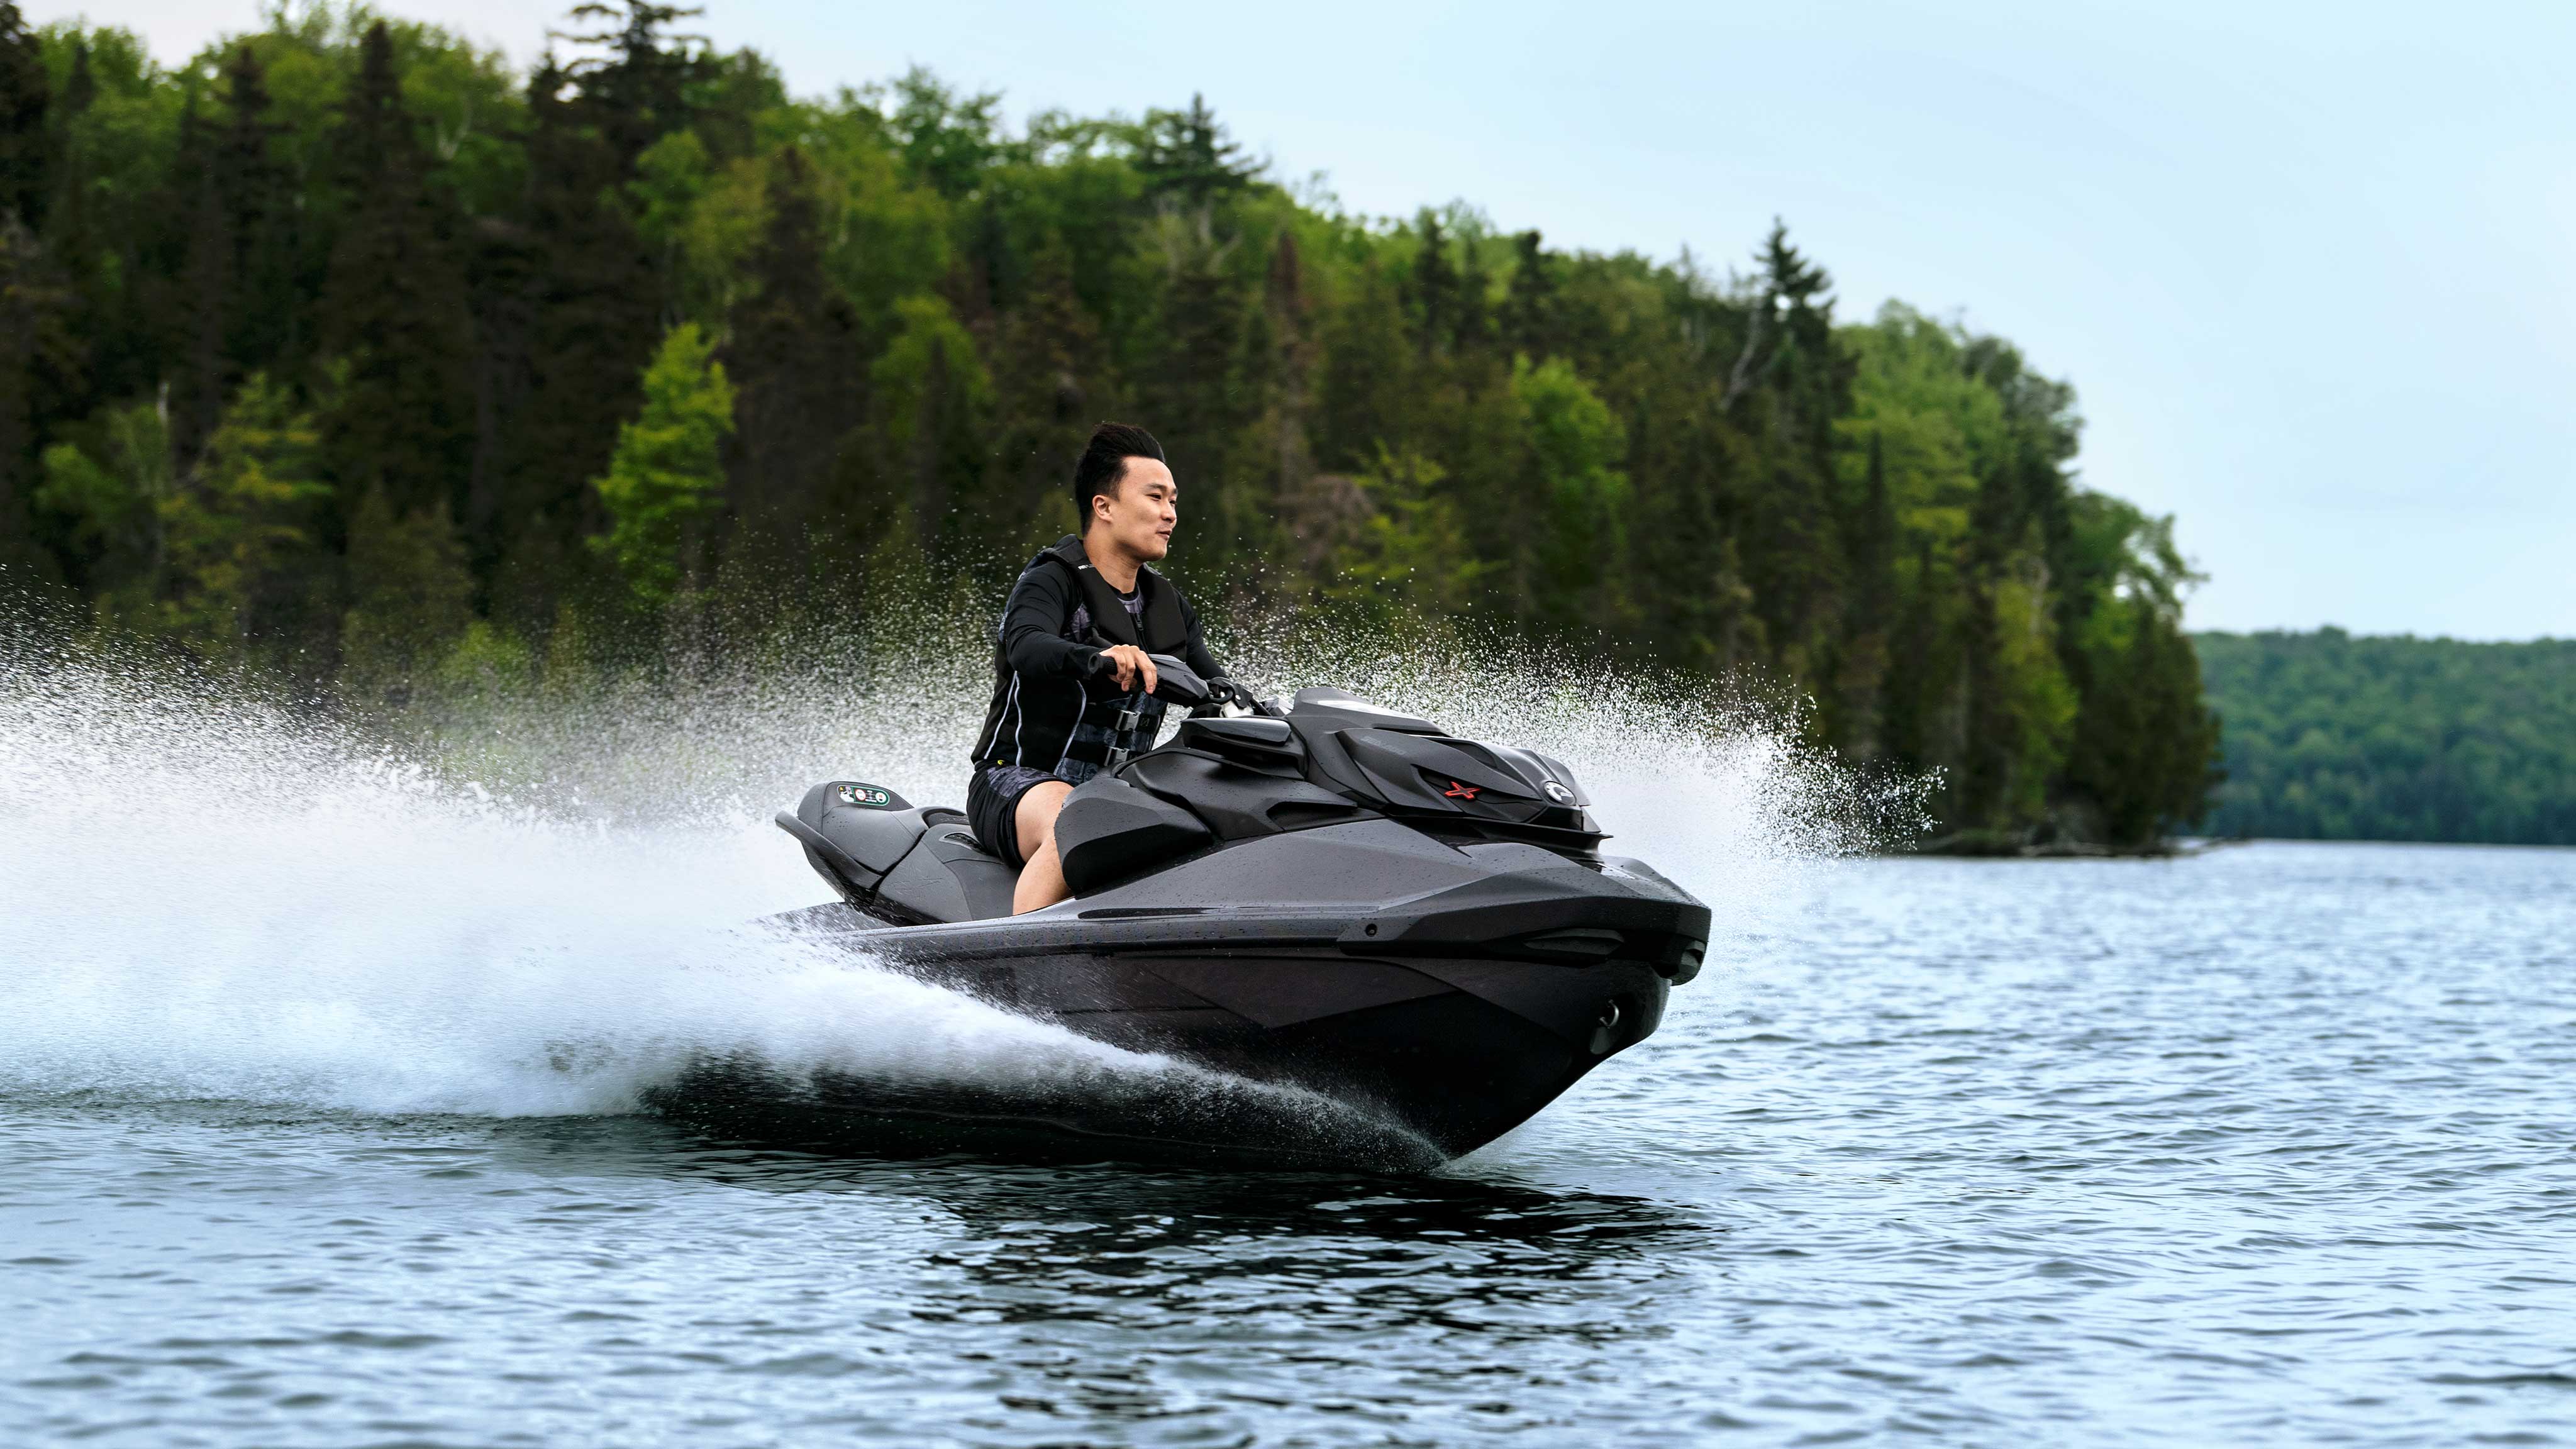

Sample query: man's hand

[1098,645,1158,696]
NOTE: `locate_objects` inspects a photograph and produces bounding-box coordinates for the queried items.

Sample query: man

[967,422,1243,913]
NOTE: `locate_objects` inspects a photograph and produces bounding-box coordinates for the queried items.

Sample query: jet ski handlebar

[1141,653,1269,719]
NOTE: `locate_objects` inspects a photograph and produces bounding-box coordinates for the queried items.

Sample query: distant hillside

[2196,630,2576,844]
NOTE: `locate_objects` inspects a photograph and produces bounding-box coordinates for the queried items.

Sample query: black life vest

[971,536,1192,777]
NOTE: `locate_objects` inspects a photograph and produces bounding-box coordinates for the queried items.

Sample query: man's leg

[1011,779,1075,914]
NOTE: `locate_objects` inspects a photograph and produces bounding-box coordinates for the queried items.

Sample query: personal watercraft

[706,658,1709,1163]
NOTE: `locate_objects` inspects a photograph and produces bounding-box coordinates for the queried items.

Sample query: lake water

[3,652,2571,1445]
[6,841,2569,1446]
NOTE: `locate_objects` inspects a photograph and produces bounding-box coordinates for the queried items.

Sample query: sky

[32,0,2576,638]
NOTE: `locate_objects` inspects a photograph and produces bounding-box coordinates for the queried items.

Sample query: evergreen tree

[981,241,1107,562]
[0,215,69,551]
[723,145,861,552]
[1330,446,1487,618]
[37,40,96,394]
[1136,93,1255,214]
[175,44,291,464]
[135,372,329,659]
[33,394,166,592]
[559,1,709,169]
[0,1,45,228]
[1407,213,1458,358]
[317,23,473,525]
[1731,223,1846,683]
[1514,355,1629,633]
[1829,430,1896,759]
[1255,230,1333,580]
[340,482,475,709]
[0,3,49,543]
[1499,230,1557,358]
[591,321,733,608]
[1453,229,1493,358]
[864,293,991,563]
[499,53,663,612]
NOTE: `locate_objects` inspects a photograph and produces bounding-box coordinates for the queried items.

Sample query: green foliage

[127,373,328,657]
[1513,356,1629,631]
[1818,303,2223,845]
[339,482,472,707]
[0,3,2226,844]
[1330,447,1488,618]
[35,394,167,582]
[0,2,48,230]
[590,321,733,607]
[865,292,992,559]
[2197,631,2576,844]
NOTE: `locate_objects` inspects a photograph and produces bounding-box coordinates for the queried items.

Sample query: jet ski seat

[775,780,1017,924]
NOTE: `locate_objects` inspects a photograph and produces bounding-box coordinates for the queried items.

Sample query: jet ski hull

[743,876,1682,1161]
[718,688,1711,1166]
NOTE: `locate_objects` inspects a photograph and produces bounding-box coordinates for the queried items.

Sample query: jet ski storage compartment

[1052,775,1214,896]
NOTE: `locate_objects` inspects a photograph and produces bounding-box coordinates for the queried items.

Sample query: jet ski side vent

[1521,928,1625,958]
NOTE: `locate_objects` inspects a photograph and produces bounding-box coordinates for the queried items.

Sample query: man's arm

[1176,594,1224,684]
[1000,565,1099,679]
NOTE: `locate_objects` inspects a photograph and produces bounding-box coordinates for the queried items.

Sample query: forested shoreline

[2197,630,2576,846]
[0,1,2219,846]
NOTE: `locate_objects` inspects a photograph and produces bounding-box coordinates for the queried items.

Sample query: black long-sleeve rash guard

[996,554,1221,686]
[970,540,1225,774]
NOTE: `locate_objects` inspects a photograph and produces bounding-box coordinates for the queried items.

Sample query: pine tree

[0,2,47,541]
[1499,230,1557,359]
[339,482,474,709]
[980,241,1107,562]
[0,215,69,551]
[499,54,663,611]
[591,322,733,608]
[175,44,290,464]
[723,145,860,553]
[1830,431,1896,759]
[559,2,709,169]
[316,23,473,525]
[33,394,166,592]
[1136,94,1255,215]
[1257,230,1334,582]
[0,1,46,228]
[1453,231,1492,358]
[38,40,97,399]
[1407,213,1458,358]
[864,294,991,565]
[1731,222,1847,683]
[140,372,329,658]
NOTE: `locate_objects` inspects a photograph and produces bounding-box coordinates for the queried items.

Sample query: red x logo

[1443,780,1479,800]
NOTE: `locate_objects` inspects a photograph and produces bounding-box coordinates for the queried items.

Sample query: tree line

[2196,630,2576,845]
[0,1,2219,846]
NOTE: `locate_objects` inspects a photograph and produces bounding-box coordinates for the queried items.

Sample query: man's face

[1095,457,1178,561]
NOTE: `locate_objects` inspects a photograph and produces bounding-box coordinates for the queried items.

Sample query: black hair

[1072,422,1165,531]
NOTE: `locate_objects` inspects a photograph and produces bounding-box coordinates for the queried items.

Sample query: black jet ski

[722,657,1709,1163]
